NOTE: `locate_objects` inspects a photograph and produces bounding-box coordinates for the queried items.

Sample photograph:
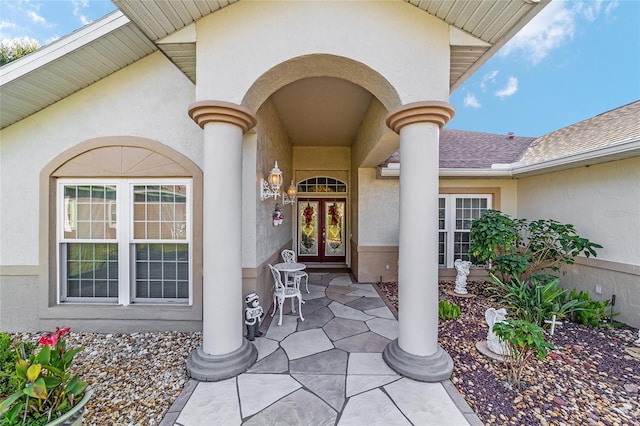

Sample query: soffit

[0,11,157,129]
[271,77,373,146]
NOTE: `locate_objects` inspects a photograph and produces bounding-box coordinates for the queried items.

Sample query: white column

[186,101,258,381]
[398,121,441,355]
[382,101,456,382]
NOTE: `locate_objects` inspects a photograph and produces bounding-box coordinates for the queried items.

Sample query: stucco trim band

[573,256,640,276]
[188,100,257,132]
[386,101,455,133]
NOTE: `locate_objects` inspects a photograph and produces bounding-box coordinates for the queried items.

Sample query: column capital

[188,100,257,133]
[386,101,455,133]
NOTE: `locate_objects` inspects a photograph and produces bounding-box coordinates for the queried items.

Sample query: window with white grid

[58,180,191,305]
[438,195,491,267]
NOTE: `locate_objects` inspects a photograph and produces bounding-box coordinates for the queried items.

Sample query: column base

[383,339,453,382]
[186,339,257,382]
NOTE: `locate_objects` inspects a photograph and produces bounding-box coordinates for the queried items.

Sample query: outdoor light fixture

[261,161,284,201]
[282,180,297,205]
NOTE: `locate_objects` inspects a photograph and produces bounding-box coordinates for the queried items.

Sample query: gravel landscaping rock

[7,331,202,425]
[5,280,639,425]
[379,280,640,426]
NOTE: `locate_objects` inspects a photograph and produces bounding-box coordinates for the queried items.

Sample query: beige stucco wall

[439,178,518,215]
[517,158,640,327]
[517,159,639,264]
[353,175,519,282]
[0,52,200,266]
[0,52,203,332]
[255,98,294,267]
[195,1,449,107]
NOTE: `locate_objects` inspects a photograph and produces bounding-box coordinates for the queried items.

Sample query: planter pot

[46,388,93,426]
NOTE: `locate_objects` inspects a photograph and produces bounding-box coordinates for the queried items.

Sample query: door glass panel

[325,201,345,256]
[299,201,319,256]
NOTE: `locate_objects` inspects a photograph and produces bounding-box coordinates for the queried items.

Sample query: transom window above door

[297,177,347,194]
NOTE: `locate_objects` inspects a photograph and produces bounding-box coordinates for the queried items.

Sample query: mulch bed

[375,280,640,426]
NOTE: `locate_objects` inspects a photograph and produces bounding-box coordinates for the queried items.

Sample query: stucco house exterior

[1,0,637,381]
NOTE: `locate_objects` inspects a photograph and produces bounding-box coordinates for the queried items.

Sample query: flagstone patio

[160,272,481,425]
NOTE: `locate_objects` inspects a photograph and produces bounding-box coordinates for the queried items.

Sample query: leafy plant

[438,300,461,320]
[469,210,602,283]
[568,289,618,326]
[492,319,554,390]
[0,327,87,425]
[1,334,35,399]
[488,273,585,327]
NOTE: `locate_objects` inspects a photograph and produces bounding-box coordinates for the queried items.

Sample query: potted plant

[0,327,91,426]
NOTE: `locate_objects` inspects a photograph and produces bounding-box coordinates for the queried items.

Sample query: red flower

[39,332,58,346]
[56,326,71,338]
[38,326,71,346]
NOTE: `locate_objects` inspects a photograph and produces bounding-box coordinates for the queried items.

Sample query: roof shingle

[519,100,640,166]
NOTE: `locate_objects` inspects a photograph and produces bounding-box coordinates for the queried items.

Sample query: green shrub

[492,319,554,390]
[469,210,602,284]
[568,289,618,326]
[488,273,585,327]
[438,300,461,320]
[0,333,14,397]
[0,333,35,398]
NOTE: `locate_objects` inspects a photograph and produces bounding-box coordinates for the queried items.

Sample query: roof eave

[0,11,129,83]
[377,164,514,179]
[512,138,640,177]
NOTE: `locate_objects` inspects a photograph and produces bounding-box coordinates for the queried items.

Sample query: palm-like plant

[488,273,585,327]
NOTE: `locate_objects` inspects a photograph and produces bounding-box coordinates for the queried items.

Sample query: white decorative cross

[544,315,562,336]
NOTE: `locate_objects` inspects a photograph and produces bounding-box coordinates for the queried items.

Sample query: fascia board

[378,166,513,178]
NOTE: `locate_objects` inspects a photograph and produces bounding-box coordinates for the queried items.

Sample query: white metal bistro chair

[281,249,309,293]
[269,264,304,326]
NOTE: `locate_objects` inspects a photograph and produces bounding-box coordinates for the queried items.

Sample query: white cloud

[499,0,618,66]
[480,70,499,91]
[495,77,518,99]
[26,10,46,25]
[0,21,18,31]
[72,0,92,26]
[577,0,603,22]
[500,1,576,65]
[604,0,619,16]
[463,93,481,108]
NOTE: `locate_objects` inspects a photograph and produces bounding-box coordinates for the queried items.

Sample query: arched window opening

[297,177,347,194]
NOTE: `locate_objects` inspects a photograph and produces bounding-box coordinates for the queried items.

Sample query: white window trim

[57,179,193,306]
[439,194,492,268]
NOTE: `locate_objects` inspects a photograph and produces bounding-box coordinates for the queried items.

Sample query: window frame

[438,194,492,268]
[57,178,193,306]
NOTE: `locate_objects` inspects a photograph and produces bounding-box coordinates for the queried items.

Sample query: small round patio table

[272,262,306,289]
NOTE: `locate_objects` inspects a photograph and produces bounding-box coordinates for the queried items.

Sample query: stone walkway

[161,272,482,425]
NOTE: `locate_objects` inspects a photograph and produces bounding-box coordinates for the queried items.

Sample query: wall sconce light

[283,180,297,205]
[261,161,283,201]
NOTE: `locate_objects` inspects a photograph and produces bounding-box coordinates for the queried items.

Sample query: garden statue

[245,293,264,341]
[485,307,510,355]
[454,259,472,294]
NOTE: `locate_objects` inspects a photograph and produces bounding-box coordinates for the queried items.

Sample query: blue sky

[1,0,638,137]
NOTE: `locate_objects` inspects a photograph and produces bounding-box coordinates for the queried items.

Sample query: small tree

[0,37,40,66]
[492,319,554,390]
[469,210,602,283]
